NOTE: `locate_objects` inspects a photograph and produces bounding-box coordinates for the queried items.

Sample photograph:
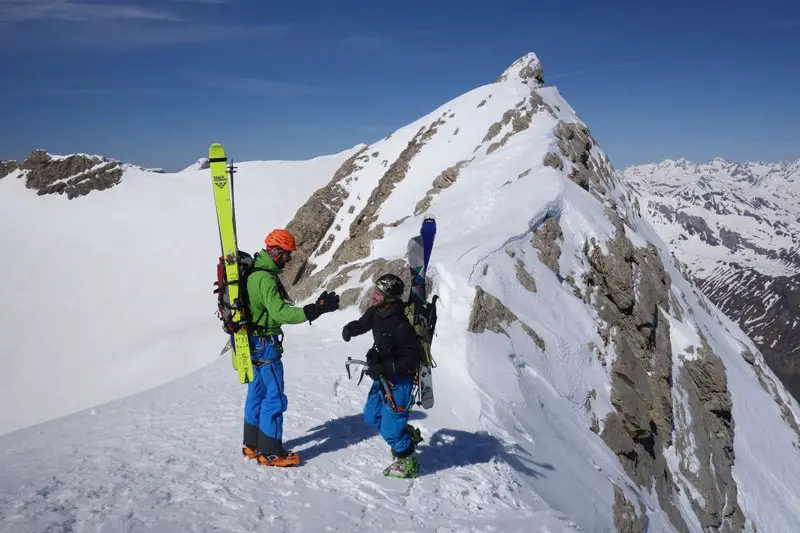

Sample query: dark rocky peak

[1,149,126,199]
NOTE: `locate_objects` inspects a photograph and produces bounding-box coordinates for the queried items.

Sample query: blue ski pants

[363,375,415,455]
[243,337,287,457]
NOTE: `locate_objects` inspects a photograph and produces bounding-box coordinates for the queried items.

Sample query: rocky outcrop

[281,146,368,285]
[495,53,545,87]
[585,211,687,531]
[553,122,613,195]
[282,116,448,303]
[351,118,445,237]
[613,486,646,533]
[9,150,123,199]
[0,159,19,179]
[468,286,519,335]
[674,336,745,532]
[514,259,537,292]
[468,286,545,349]
[414,159,470,215]
[532,217,563,274]
[481,94,548,156]
[585,209,747,533]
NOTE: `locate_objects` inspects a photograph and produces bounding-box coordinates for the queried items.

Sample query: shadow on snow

[285,414,555,479]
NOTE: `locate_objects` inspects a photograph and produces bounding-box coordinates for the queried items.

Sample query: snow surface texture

[0,149,359,436]
[2,53,800,532]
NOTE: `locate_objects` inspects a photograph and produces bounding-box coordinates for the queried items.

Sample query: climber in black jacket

[341,273,423,478]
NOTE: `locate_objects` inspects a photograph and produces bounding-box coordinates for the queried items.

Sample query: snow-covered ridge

[1,54,799,533]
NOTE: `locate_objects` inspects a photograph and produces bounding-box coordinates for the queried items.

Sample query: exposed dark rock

[515,259,537,292]
[0,159,19,178]
[587,211,688,532]
[349,120,444,237]
[11,150,125,199]
[543,152,563,171]
[520,322,546,350]
[674,335,745,532]
[495,54,545,86]
[532,217,563,274]
[468,286,518,335]
[553,122,611,195]
[415,159,471,216]
[613,486,645,533]
[281,146,368,286]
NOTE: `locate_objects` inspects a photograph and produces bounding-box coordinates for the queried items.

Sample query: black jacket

[343,302,422,376]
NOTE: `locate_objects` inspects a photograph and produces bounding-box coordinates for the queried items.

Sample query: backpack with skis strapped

[406,216,438,409]
[208,142,257,384]
[213,251,264,336]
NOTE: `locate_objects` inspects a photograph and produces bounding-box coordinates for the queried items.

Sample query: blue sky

[1,0,798,171]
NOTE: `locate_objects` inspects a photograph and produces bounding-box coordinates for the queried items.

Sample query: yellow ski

[209,143,253,384]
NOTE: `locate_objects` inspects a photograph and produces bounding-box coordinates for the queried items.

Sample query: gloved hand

[366,347,379,365]
[303,290,340,323]
[366,362,384,381]
[342,324,353,342]
[315,290,340,314]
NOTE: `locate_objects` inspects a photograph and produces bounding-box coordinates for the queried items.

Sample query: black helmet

[374,273,404,299]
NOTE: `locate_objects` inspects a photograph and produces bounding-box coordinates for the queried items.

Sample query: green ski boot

[391,425,424,459]
[383,454,420,479]
[406,424,423,446]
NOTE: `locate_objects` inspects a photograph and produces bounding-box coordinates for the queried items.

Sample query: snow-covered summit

[495,52,545,88]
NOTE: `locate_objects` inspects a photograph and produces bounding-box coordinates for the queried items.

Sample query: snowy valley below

[1,54,800,533]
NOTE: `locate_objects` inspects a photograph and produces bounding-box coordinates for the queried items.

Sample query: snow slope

[0,149,360,436]
[2,54,800,533]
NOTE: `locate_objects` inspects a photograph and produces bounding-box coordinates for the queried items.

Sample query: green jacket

[247,252,307,336]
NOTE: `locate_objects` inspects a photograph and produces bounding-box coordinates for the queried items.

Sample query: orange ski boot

[257,451,301,467]
[242,446,260,460]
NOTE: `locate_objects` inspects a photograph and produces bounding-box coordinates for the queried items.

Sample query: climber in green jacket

[242,228,340,467]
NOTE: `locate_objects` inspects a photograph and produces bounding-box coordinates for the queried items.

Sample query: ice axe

[345,357,369,386]
[344,357,402,411]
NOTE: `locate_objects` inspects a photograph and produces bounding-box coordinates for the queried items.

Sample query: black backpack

[213,250,264,335]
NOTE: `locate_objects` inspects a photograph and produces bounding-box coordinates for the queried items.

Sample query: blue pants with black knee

[243,337,287,457]
[363,375,414,456]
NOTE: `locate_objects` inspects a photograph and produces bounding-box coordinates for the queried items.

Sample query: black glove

[303,290,340,323]
[315,290,340,314]
[366,347,379,365]
[342,324,352,342]
[366,362,384,381]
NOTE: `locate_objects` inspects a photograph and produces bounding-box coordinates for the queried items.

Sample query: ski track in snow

[0,318,577,533]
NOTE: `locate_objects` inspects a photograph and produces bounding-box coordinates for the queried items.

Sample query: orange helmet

[265,229,297,251]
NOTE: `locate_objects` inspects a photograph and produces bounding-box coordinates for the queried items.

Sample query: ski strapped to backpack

[342,217,439,408]
[406,216,438,409]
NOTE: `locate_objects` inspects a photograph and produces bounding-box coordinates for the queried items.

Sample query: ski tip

[208,143,226,159]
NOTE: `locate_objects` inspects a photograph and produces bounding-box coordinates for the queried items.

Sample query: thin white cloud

[0,0,179,22]
[340,34,387,49]
[548,61,639,81]
[196,75,322,97]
